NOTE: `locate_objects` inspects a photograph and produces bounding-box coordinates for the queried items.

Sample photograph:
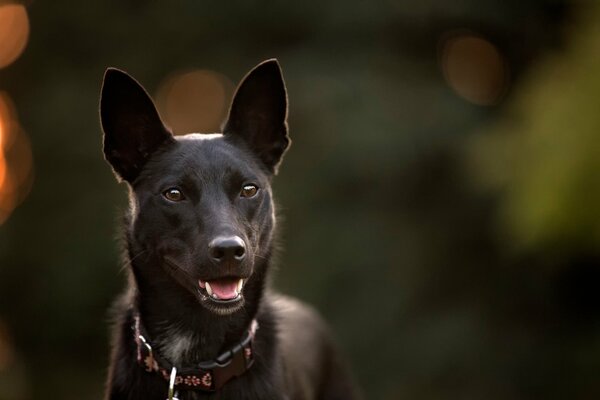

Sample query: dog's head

[100,60,290,315]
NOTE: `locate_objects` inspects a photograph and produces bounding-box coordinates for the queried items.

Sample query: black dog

[100,59,358,400]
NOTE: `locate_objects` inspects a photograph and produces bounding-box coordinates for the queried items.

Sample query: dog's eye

[163,188,184,202]
[240,184,259,198]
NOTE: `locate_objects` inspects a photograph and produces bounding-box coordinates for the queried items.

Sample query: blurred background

[0,0,599,398]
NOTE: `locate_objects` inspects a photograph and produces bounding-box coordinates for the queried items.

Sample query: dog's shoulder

[269,294,331,343]
[264,294,358,399]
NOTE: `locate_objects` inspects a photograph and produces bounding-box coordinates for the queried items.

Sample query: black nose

[208,236,246,263]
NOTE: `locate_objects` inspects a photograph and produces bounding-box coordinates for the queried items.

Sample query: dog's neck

[128,252,267,366]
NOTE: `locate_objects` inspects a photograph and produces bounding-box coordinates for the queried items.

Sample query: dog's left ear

[223,59,290,175]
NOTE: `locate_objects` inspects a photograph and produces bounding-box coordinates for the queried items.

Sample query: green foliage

[468,5,600,249]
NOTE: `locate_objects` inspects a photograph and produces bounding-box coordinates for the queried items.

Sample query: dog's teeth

[212,293,219,300]
[237,278,244,292]
[205,282,213,296]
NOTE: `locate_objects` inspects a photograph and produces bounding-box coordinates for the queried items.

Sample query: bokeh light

[0,122,6,190]
[0,92,33,225]
[0,4,30,69]
[155,69,234,134]
[439,32,510,106]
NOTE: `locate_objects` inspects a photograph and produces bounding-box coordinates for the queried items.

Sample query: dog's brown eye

[164,188,184,202]
[241,184,259,198]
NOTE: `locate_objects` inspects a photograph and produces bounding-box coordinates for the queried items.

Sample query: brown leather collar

[133,313,258,392]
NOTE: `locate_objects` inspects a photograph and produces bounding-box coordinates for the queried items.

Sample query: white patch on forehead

[177,133,223,141]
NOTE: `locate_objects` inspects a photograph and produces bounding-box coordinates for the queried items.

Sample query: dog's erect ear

[223,59,290,174]
[100,68,174,183]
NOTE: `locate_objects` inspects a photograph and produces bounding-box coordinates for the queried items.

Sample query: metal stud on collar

[167,366,179,400]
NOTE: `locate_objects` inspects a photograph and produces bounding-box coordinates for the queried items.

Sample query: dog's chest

[157,330,197,365]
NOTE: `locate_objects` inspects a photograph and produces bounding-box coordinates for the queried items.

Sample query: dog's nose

[208,236,246,263]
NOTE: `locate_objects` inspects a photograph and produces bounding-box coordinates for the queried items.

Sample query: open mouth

[198,278,245,304]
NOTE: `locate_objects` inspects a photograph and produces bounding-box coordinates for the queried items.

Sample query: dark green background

[1,0,599,399]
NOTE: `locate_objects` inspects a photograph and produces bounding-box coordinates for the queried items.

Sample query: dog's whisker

[119,249,149,271]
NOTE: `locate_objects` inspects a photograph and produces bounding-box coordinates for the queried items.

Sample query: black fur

[99,60,359,400]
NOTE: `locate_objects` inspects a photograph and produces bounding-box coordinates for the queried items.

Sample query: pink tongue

[209,280,238,300]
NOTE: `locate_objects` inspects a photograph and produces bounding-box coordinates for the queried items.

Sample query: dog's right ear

[100,68,174,183]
